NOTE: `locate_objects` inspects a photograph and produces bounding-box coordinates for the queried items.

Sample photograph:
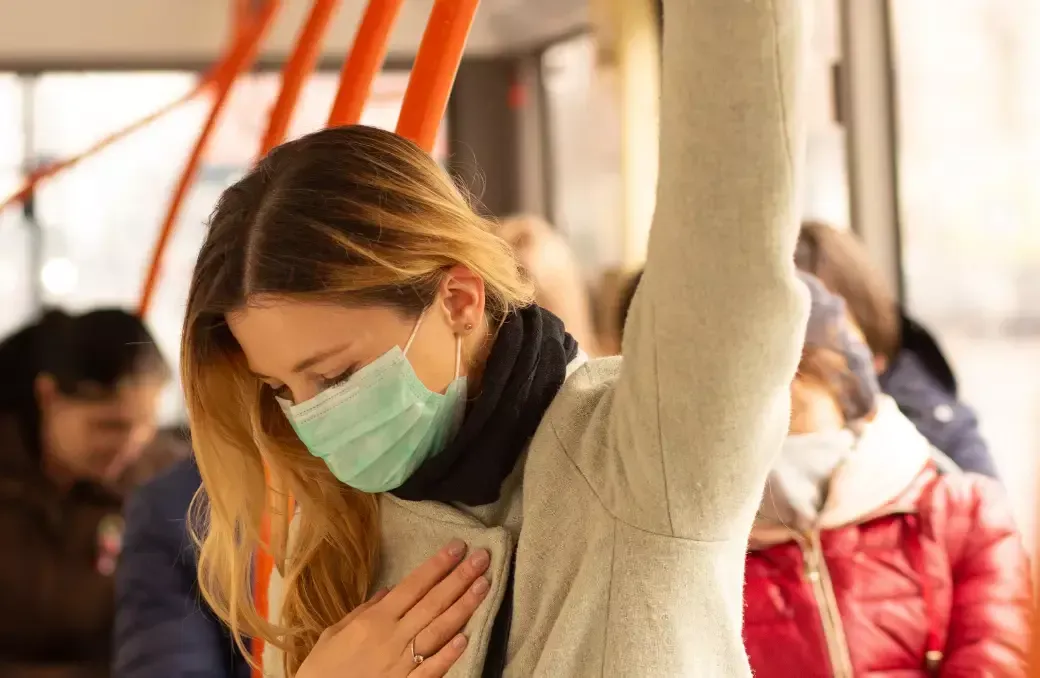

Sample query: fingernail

[446,539,467,558]
[471,577,490,595]
[452,634,468,650]
[470,549,490,570]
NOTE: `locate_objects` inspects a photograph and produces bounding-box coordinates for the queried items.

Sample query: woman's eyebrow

[290,343,353,373]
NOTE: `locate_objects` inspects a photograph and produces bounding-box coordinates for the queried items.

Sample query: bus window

[891,0,1040,546]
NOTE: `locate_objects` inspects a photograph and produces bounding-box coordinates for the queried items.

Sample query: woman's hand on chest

[296,539,492,678]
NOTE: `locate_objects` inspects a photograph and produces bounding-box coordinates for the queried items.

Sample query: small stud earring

[464,323,474,332]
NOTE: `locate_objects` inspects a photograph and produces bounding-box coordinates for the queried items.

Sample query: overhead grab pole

[326,0,406,127]
[253,0,346,631]
[258,0,343,155]
[395,0,480,152]
[137,0,282,317]
[250,2,346,670]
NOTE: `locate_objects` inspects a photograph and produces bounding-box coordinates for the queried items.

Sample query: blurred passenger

[743,274,1031,677]
[0,309,170,678]
[498,214,600,355]
[795,221,997,477]
[114,455,249,678]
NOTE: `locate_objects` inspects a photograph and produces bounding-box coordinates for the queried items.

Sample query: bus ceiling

[0,0,590,68]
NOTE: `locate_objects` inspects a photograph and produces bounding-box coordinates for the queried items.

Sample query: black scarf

[392,305,578,506]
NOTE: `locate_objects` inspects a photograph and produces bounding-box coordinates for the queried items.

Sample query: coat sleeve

[0,490,114,654]
[935,400,999,479]
[114,474,246,678]
[602,0,810,540]
[939,476,1032,677]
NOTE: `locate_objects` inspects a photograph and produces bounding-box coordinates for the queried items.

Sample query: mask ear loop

[402,306,463,380]
[454,333,462,380]
[403,308,427,355]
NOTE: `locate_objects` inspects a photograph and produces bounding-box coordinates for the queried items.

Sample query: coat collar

[751,396,935,548]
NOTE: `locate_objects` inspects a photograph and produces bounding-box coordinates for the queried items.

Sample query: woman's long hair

[182,125,533,675]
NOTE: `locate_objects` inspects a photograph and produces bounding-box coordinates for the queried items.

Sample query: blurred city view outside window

[891,0,1040,542]
[17,69,443,423]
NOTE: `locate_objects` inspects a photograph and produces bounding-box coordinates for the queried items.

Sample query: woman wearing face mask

[183,1,811,676]
[743,274,1032,678]
[795,221,997,479]
[0,308,170,678]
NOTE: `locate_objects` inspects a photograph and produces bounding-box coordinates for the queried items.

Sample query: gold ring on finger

[411,637,425,665]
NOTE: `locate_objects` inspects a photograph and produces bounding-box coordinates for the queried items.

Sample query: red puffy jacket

[744,403,1032,678]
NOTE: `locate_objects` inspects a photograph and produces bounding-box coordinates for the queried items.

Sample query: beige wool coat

[265,0,811,675]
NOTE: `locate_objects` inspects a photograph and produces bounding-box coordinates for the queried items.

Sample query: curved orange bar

[326,0,406,127]
[0,86,209,213]
[251,466,281,678]
[395,0,480,152]
[0,1,260,214]
[258,0,343,155]
[137,0,281,317]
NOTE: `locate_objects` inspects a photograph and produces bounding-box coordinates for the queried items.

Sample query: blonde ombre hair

[182,125,533,675]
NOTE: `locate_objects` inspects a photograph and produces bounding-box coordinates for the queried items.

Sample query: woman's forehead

[226,302,405,377]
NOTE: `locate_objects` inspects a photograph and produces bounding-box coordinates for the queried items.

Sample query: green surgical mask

[278,311,467,493]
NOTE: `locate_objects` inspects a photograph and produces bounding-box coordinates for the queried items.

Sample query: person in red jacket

[744,273,1032,678]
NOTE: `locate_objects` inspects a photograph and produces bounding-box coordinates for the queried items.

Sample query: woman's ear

[34,373,59,410]
[438,266,486,333]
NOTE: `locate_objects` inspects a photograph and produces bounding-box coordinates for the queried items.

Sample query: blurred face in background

[35,374,165,487]
[789,352,847,435]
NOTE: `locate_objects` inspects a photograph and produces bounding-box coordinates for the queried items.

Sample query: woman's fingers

[323,587,390,639]
[381,540,468,618]
[412,569,490,657]
[398,548,490,639]
[409,635,469,678]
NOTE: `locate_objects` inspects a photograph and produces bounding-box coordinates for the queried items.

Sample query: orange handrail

[326,0,406,127]
[258,0,343,155]
[395,0,480,152]
[0,3,259,215]
[0,86,207,213]
[252,463,292,677]
[137,0,282,317]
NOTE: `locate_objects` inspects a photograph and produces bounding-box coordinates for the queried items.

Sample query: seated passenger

[498,214,600,356]
[620,223,998,479]
[114,455,249,678]
[795,221,997,478]
[0,309,171,678]
[743,274,1031,677]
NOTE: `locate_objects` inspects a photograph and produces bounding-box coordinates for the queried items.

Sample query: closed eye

[317,366,357,391]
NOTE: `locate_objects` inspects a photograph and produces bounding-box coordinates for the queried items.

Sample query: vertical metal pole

[21,75,43,311]
[515,53,548,218]
[535,48,556,223]
[838,0,904,301]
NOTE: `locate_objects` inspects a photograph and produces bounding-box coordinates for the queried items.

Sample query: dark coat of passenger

[0,415,122,678]
[880,314,998,478]
[114,458,249,678]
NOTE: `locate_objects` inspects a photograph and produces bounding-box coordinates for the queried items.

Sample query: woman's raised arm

[600,0,811,541]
